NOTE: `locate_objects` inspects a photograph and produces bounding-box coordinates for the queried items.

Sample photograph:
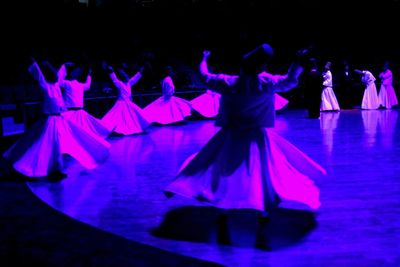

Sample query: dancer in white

[101,65,150,135]
[378,61,398,109]
[190,89,221,118]
[61,64,110,138]
[274,93,289,110]
[355,69,380,110]
[320,61,340,111]
[143,66,192,125]
[165,45,325,219]
[3,58,110,179]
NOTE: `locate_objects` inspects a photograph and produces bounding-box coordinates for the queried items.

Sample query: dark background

[1,0,400,103]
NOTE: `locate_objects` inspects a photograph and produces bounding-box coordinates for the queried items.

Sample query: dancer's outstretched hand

[203,50,211,58]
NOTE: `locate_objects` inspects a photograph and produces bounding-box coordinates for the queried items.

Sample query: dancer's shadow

[151,206,317,251]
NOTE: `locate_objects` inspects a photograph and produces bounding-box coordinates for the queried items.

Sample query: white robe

[361,71,379,110]
[61,76,110,138]
[165,59,325,212]
[3,62,110,177]
[378,69,398,109]
[101,72,150,135]
[320,70,340,111]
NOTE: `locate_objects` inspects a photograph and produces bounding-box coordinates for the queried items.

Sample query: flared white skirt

[362,84,380,110]
[63,109,111,138]
[165,127,325,212]
[3,115,110,177]
[274,93,289,110]
[102,100,150,135]
[320,87,340,111]
[144,96,192,125]
[190,91,221,118]
[378,85,398,109]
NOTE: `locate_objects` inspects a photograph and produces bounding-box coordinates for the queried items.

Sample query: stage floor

[27,109,400,266]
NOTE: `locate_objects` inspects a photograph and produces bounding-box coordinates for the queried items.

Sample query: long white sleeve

[83,75,92,91]
[322,70,333,87]
[28,62,47,90]
[162,76,175,96]
[259,63,303,93]
[199,58,238,86]
[57,64,68,84]
[110,72,125,90]
[128,72,142,87]
[362,71,376,85]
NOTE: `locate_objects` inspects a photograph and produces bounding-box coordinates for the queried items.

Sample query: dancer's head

[383,61,390,71]
[324,61,331,71]
[307,58,318,71]
[40,61,58,83]
[164,66,174,77]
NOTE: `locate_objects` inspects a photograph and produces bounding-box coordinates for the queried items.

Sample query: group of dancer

[6,44,399,240]
[3,54,293,178]
[355,62,398,110]
[3,44,327,250]
[302,59,398,118]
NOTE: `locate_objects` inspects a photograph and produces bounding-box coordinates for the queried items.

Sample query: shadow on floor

[152,206,317,251]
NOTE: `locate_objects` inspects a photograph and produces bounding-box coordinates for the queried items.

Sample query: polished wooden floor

[27,109,400,267]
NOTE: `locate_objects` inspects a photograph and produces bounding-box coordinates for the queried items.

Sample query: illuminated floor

[27,109,400,266]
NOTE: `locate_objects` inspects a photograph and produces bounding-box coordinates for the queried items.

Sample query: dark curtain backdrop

[1,0,399,95]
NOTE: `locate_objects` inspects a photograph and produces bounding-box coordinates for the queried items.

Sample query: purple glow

[362,110,398,149]
[320,112,340,155]
[26,111,400,266]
